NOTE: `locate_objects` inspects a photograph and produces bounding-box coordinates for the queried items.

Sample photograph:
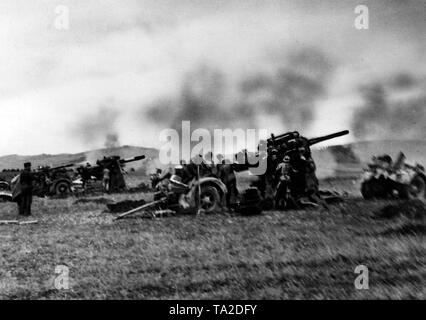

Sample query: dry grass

[0,178,424,299]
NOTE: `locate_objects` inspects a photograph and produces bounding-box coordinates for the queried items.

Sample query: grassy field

[0,178,424,299]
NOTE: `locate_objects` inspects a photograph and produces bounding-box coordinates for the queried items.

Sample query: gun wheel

[55,181,71,196]
[198,185,221,214]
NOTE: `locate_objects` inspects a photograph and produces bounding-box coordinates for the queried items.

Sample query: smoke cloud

[352,78,426,140]
[146,48,333,135]
[1,0,425,155]
[72,106,121,149]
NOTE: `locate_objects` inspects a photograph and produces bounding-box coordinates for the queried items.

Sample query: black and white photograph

[0,0,425,304]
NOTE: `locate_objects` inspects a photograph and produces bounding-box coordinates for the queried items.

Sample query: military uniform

[102,168,110,192]
[17,162,34,216]
[217,162,239,206]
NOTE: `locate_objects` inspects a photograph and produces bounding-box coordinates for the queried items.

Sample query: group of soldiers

[260,134,321,208]
[151,134,322,210]
[152,152,240,207]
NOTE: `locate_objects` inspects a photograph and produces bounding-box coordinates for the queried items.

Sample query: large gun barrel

[119,155,146,164]
[307,130,349,146]
[38,163,74,172]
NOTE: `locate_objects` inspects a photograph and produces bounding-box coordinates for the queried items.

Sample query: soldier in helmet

[274,155,293,209]
[286,140,320,207]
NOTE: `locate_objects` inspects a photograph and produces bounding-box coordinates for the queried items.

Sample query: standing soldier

[274,155,293,209]
[14,162,34,216]
[217,159,239,208]
[102,167,110,192]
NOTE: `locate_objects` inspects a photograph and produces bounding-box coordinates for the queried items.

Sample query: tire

[406,175,426,200]
[198,185,222,214]
[54,181,71,196]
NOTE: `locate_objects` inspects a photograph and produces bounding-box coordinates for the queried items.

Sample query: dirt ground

[0,176,424,299]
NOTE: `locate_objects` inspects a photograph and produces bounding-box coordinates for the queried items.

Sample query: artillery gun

[116,171,228,220]
[250,130,350,209]
[113,130,350,220]
[32,164,75,197]
[3,163,75,198]
[77,155,145,192]
[267,130,350,158]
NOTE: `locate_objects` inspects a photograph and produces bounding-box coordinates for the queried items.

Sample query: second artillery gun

[3,163,76,198]
[33,164,75,196]
[248,130,350,209]
[76,155,146,192]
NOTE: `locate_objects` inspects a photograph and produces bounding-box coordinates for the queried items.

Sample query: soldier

[287,143,320,207]
[83,165,91,189]
[102,167,110,192]
[150,168,162,188]
[217,159,239,207]
[274,155,293,209]
[16,162,34,216]
[261,148,279,206]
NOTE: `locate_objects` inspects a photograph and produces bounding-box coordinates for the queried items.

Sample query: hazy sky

[0,0,425,155]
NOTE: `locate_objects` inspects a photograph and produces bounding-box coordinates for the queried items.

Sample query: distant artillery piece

[0,164,75,199]
[0,154,147,200]
[33,164,75,197]
[76,155,146,192]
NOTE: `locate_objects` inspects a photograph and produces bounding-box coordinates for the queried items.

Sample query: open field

[0,177,424,299]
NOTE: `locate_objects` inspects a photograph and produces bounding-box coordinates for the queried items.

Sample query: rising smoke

[72,106,121,149]
[351,77,426,141]
[146,48,333,135]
